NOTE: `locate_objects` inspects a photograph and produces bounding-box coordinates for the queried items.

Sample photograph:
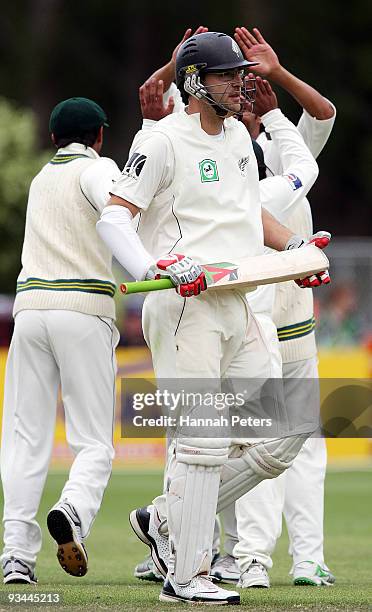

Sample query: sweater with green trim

[273,202,316,363]
[13,154,115,319]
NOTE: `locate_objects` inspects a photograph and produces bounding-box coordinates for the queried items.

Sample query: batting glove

[285,231,331,288]
[146,254,207,297]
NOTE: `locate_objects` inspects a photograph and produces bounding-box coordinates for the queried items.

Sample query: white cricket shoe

[134,554,164,582]
[293,561,336,586]
[160,574,240,605]
[3,557,37,585]
[129,505,169,578]
[210,554,240,584]
[47,499,88,577]
[237,559,270,588]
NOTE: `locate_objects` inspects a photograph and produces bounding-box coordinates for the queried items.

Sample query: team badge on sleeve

[123,152,147,179]
[284,173,302,191]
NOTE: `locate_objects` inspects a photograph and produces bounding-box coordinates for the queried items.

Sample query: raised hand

[139,78,175,121]
[253,76,278,116]
[171,26,209,64]
[240,75,277,138]
[234,27,280,78]
[140,27,209,99]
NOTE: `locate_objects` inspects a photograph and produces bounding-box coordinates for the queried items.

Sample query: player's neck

[188,99,225,135]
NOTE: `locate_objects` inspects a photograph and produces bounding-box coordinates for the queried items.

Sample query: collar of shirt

[142,118,156,131]
[56,142,100,159]
[184,110,237,136]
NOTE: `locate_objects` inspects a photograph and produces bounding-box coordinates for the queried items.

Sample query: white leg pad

[167,460,221,584]
[217,434,309,512]
[176,437,230,467]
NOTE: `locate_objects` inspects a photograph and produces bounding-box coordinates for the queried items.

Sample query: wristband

[285,234,305,250]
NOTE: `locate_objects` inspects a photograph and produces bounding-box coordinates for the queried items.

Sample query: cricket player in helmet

[176,31,256,116]
[98,30,330,605]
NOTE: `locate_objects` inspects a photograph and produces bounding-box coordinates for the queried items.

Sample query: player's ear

[93,126,104,153]
[51,132,57,147]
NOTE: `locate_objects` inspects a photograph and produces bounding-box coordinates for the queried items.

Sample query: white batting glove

[285,231,331,288]
[146,254,207,297]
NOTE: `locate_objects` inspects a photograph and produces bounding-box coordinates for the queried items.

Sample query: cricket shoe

[237,559,270,588]
[3,557,37,585]
[293,561,336,586]
[160,574,240,605]
[134,554,164,582]
[129,505,169,577]
[47,499,88,577]
[210,554,240,584]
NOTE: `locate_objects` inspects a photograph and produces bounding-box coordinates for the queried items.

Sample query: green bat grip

[120,278,174,294]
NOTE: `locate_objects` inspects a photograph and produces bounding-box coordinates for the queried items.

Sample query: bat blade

[120,245,329,295]
[203,245,329,291]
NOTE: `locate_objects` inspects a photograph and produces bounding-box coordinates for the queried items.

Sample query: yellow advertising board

[0,346,370,467]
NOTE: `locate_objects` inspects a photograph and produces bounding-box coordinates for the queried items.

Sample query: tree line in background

[0,0,371,292]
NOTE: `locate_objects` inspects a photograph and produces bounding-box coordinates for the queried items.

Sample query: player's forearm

[269,66,335,120]
[145,61,175,94]
[261,109,319,221]
[262,207,294,251]
[96,204,155,280]
[262,108,319,183]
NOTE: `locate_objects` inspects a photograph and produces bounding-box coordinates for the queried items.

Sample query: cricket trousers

[1,309,119,569]
[223,356,327,571]
[144,289,282,583]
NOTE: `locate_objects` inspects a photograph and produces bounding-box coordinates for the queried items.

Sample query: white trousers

[145,289,279,581]
[226,356,327,571]
[1,310,119,569]
[142,288,273,380]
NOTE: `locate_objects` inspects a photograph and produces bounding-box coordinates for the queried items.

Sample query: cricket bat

[120,245,329,295]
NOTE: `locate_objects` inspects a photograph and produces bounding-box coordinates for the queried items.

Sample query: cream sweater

[14,147,116,319]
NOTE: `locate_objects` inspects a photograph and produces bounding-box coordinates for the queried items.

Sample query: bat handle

[120,278,174,294]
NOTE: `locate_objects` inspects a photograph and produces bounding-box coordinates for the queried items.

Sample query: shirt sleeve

[259,108,319,223]
[296,100,336,159]
[260,176,307,224]
[80,157,121,214]
[110,131,174,211]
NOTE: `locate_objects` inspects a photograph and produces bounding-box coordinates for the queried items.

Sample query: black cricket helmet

[176,32,258,114]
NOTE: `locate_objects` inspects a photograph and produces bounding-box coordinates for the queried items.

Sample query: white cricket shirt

[112,110,264,265]
[258,102,336,362]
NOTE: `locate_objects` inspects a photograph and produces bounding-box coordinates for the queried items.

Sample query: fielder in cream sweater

[1,98,121,585]
[221,26,337,589]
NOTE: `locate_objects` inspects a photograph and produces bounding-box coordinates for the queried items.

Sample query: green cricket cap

[49,97,109,137]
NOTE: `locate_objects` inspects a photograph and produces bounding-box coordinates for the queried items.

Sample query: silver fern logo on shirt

[123,153,147,179]
[238,156,250,177]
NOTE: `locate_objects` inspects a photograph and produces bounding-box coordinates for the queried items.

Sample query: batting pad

[167,461,221,584]
[217,434,309,512]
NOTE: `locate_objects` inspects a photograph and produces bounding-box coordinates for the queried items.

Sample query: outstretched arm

[235,27,334,120]
[252,79,319,223]
[143,26,208,94]
[261,207,293,251]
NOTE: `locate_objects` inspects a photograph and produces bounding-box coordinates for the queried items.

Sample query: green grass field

[0,469,371,611]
